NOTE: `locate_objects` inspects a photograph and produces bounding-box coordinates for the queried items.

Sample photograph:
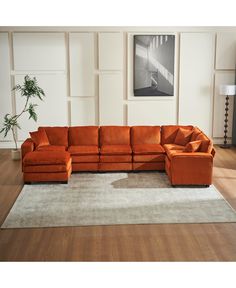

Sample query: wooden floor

[0,147,236,261]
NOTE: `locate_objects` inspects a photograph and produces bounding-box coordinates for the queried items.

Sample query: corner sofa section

[21,125,215,186]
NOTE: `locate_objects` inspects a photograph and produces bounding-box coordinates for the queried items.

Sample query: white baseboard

[0,141,23,149]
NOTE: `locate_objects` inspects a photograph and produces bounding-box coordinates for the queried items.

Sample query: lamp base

[220,144,231,149]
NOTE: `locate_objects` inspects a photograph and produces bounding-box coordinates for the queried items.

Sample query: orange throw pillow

[174,128,193,146]
[30,130,49,147]
[184,140,202,152]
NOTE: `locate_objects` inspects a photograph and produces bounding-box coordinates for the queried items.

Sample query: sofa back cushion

[131,126,161,145]
[174,127,193,146]
[190,127,202,141]
[30,130,49,148]
[38,127,68,147]
[68,126,99,146]
[184,140,202,152]
[100,126,130,146]
[196,133,213,153]
[161,125,193,145]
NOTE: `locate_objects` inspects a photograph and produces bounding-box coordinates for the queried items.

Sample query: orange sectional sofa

[21,125,215,186]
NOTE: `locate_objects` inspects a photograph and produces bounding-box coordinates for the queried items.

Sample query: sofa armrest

[170,152,213,185]
[21,138,35,160]
[171,152,213,159]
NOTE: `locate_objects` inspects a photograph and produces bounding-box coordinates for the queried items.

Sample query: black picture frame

[134,34,175,97]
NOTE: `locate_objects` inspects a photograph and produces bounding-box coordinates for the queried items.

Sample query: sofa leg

[172,185,176,188]
[62,181,68,184]
[25,182,31,185]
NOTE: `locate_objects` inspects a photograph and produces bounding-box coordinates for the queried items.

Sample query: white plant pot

[11,149,21,161]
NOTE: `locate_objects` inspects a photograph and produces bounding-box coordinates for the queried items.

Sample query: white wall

[0,27,236,148]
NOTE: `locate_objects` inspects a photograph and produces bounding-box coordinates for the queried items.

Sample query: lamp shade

[219,84,236,96]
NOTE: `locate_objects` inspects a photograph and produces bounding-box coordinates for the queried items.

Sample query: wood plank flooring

[0,146,236,261]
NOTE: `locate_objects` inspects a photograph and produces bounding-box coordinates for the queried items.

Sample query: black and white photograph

[134,35,175,96]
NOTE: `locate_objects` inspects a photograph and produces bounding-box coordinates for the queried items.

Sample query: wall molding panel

[179,33,215,136]
[69,33,95,97]
[1,27,236,148]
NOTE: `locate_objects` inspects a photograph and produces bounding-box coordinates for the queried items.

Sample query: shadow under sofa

[21,125,215,186]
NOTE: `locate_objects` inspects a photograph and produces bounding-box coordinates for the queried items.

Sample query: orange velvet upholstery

[21,138,35,160]
[130,126,165,171]
[71,155,99,163]
[163,144,185,151]
[100,155,132,163]
[100,126,130,145]
[30,130,49,147]
[38,127,68,147]
[72,163,99,171]
[21,125,215,186]
[133,154,165,163]
[165,152,213,185]
[100,145,132,155]
[196,133,212,153]
[68,145,99,155]
[174,127,193,146]
[23,151,71,166]
[131,126,161,145]
[24,168,72,183]
[68,126,99,146]
[132,144,165,155]
[184,140,202,152]
[99,163,132,171]
[133,162,165,171]
[23,151,71,183]
[190,127,202,141]
[161,125,193,145]
[36,145,66,152]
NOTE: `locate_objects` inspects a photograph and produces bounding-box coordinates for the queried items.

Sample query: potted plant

[0,75,45,160]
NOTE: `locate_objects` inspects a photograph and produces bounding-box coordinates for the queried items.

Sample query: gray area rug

[2,172,236,228]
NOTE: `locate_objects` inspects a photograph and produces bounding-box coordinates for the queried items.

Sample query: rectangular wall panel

[216,32,236,70]
[0,33,12,141]
[213,72,235,138]
[99,33,123,70]
[15,74,67,141]
[128,101,176,126]
[99,74,123,125]
[69,33,95,96]
[179,33,214,136]
[70,98,96,125]
[13,33,66,71]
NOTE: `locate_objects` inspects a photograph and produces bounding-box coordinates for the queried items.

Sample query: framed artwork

[134,35,175,97]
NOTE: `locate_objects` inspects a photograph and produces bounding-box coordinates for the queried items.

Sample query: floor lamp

[219,84,236,148]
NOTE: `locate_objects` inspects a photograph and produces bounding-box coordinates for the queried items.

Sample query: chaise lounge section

[21,125,215,186]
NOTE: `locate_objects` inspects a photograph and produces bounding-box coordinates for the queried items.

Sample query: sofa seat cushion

[100,145,132,155]
[163,144,185,152]
[100,155,132,163]
[23,151,71,166]
[132,144,165,155]
[36,145,66,152]
[133,154,165,163]
[166,149,185,159]
[23,159,71,173]
[72,155,99,163]
[68,145,99,155]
